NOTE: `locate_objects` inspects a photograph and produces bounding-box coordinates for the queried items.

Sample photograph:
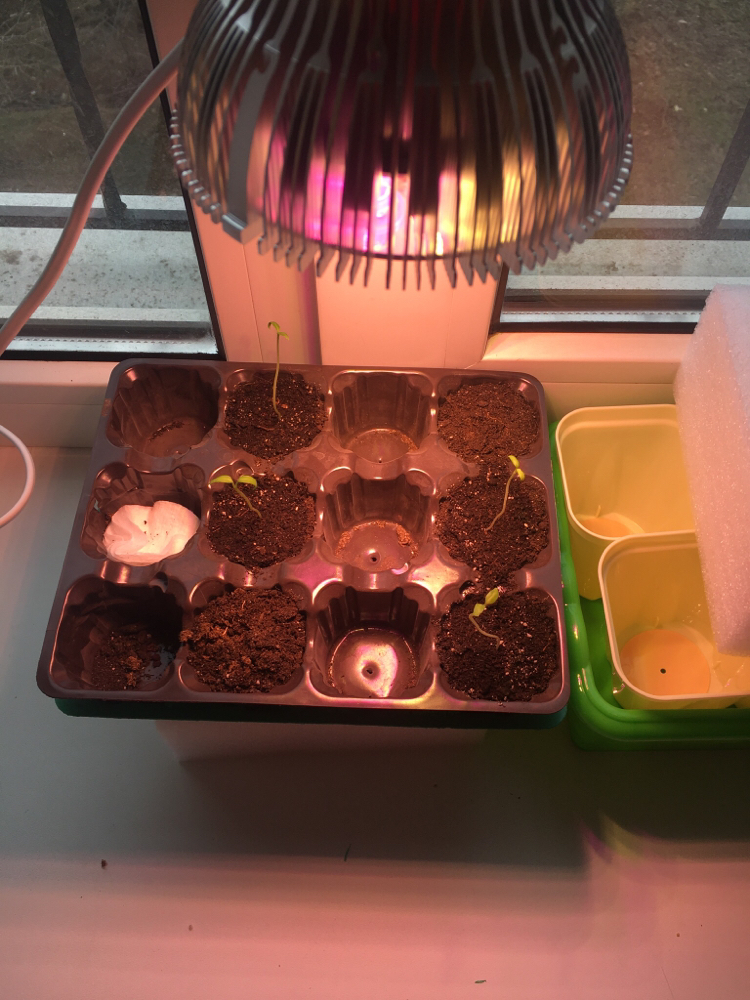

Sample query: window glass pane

[0,0,215,357]
[499,0,750,332]
[618,0,750,206]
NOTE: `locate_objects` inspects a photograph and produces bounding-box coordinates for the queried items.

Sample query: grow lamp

[0,0,632,354]
[172,0,633,288]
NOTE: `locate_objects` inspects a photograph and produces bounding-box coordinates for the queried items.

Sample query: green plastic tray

[551,422,750,751]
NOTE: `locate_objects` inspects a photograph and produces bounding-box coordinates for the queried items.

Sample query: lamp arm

[0,39,184,357]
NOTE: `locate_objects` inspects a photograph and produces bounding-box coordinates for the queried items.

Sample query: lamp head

[170,0,632,288]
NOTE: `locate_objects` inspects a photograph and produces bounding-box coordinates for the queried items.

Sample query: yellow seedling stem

[268,321,289,420]
[485,455,525,532]
[468,588,503,647]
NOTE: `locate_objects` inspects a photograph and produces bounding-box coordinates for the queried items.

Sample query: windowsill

[481,330,687,383]
[0,204,213,357]
[0,328,688,446]
[0,360,114,447]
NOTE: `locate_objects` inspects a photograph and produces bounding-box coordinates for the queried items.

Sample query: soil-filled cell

[437,376,542,469]
[82,463,204,561]
[312,586,432,699]
[180,584,306,694]
[107,365,220,457]
[322,474,430,571]
[437,589,560,702]
[223,369,327,461]
[52,577,184,692]
[331,372,432,462]
[436,468,550,590]
[205,468,317,571]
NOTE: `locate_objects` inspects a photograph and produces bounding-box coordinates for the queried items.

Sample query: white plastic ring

[0,424,35,527]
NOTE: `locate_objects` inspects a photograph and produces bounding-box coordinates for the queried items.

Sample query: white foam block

[674,284,750,654]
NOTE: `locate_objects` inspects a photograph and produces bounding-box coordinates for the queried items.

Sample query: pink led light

[368,173,409,256]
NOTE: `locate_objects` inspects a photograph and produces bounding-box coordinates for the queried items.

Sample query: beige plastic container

[599,532,750,710]
[555,405,694,599]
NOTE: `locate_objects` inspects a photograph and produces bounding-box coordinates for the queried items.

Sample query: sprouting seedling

[267,320,289,420]
[209,472,261,518]
[468,587,503,648]
[484,455,525,532]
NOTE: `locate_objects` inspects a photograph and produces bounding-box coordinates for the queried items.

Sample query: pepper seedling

[468,587,503,647]
[267,320,289,420]
[484,455,525,533]
[209,472,261,517]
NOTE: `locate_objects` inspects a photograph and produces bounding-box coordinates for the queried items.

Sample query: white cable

[0,41,182,524]
[0,39,183,356]
[0,424,35,527]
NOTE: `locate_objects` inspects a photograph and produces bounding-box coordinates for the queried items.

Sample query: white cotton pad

[674,284,750,654]
[103,501,200,566]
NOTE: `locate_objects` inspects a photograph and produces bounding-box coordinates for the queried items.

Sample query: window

[0,0,218,359]
[496,0,750,334]
[2,1,748,364]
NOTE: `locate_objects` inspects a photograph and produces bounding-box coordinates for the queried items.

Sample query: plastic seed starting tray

[38,361,568,728]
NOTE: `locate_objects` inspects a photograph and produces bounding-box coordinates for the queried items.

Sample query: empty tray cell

[312,585,432,699]
[331,372,432,462]
[51,577,184,692]
[322,474,430,571]
[82,463,204,562]
[180,582,306,694]
[107,365,220,457]
[437,375,542,468]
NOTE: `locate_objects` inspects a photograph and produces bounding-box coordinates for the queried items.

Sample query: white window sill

[0,329,687,447]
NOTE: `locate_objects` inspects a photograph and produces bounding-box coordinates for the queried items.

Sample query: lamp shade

[171,0,632,288]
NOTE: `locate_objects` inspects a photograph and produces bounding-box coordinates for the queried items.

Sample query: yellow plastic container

[599,532,750,710]
[555,405,694,598]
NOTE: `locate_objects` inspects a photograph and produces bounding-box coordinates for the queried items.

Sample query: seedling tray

[39,360,568,728]
[551,424,750,749]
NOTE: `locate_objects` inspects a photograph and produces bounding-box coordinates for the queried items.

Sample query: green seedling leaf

[210,472,262,517]
[472,603,485,617]
[485,588,500,605]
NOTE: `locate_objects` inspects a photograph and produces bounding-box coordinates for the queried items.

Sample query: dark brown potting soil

[436,469,549,591]
[224,370,326,461]
[206,473,316,570]
[181,587,306,693]
[438,381,540,470]
[436,590,559,702]
[88,624,164,691]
